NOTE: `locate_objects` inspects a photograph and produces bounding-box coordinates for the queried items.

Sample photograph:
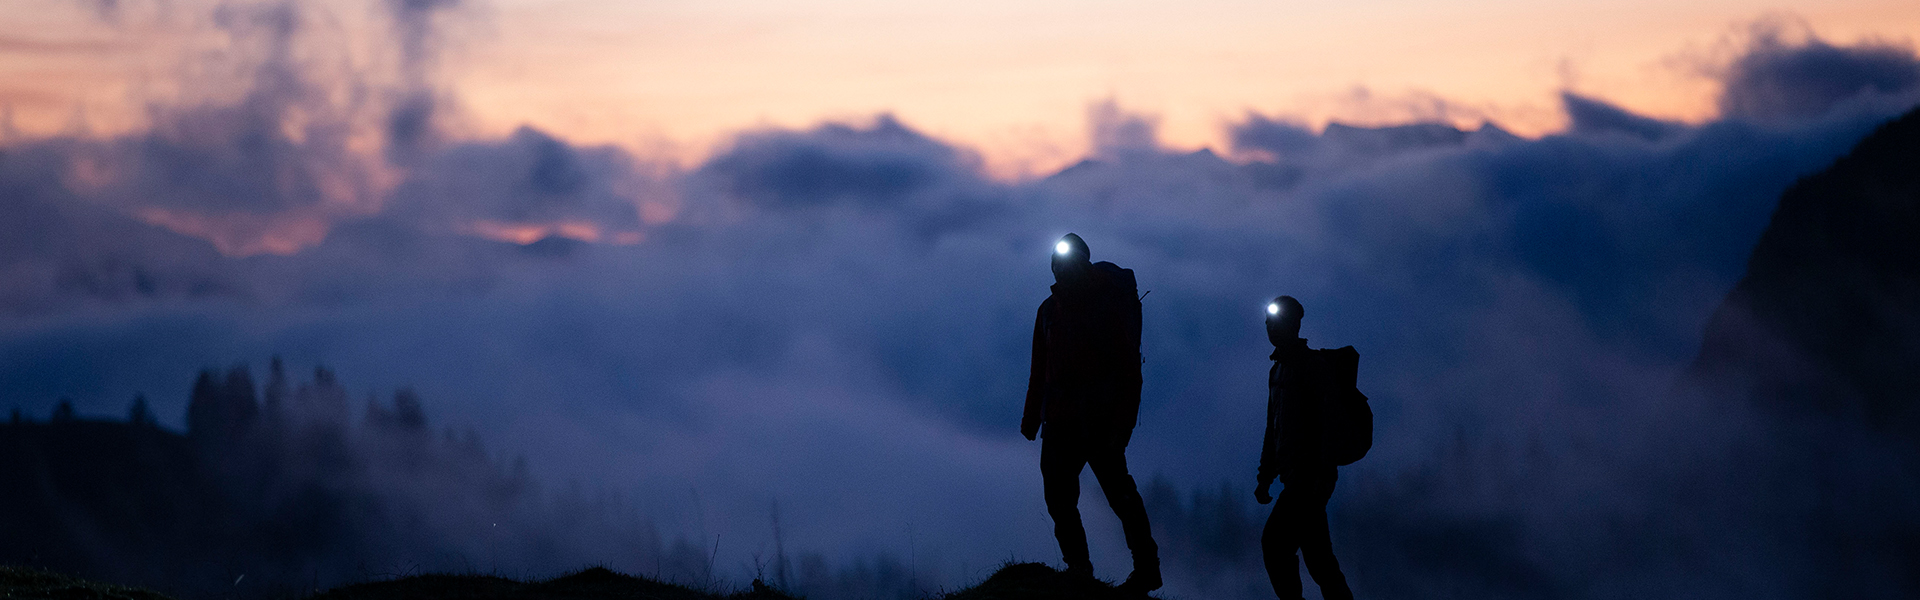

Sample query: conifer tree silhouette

[50,398,76,422]
[128,394,157,427]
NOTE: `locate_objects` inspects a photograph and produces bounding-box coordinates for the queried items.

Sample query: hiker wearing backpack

[1021,233,1161,593]
[1256,295,1369,600]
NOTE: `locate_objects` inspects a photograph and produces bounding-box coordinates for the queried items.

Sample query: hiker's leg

[1297,470,1352,600]
[1262,495,1304,600]
[1041,433,1092,571]
[1089,445,1159,572]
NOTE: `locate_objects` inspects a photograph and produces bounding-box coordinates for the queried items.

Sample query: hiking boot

[1117,566,1162,595]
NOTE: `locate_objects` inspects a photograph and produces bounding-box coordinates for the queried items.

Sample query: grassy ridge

[305,566,789,600]
[0,566,174,600]
[939,563,1146,600]
[1,563,1155,600]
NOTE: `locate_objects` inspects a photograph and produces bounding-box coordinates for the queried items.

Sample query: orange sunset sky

[3,0,1918,177]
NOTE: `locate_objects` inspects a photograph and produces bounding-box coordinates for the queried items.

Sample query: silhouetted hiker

[1255,296,1360,600]
[1021,233,1161,593]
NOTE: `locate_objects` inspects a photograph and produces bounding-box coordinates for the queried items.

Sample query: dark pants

[1263,466,1352,600]
[1041,427,1159,572]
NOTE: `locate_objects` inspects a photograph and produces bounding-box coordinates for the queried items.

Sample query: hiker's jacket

[1022,261,1143,442]
[1259,338,1329,484]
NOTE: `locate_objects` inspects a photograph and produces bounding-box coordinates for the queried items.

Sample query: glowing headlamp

[1056,241,1072,255]
[1267,302,1281,317]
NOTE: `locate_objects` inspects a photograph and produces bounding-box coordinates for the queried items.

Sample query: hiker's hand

[1255,482,1273,505]
[1021,420,1039,441]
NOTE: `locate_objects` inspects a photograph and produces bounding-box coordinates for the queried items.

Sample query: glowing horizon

[2,0,1918,178]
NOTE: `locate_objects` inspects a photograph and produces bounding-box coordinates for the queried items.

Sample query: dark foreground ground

[0,562,1155,600]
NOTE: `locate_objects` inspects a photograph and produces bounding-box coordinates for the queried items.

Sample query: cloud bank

[2,2,1919,597]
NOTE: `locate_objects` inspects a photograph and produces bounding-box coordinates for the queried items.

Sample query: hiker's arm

[1257,364,1286,488]
[1021,303,1047,440]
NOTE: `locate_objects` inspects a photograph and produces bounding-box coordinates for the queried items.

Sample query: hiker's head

[1266,295,1303,345]
[1050,233,1092,283]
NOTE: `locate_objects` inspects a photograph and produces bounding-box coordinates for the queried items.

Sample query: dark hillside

[1689,104,1920,430]
[1681,103,1920,596]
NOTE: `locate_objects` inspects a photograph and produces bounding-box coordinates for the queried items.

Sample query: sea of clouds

[2,1,1918,598]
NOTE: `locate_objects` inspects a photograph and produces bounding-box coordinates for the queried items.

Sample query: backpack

[1095,263,1144,431]
[1043,262,1144,439]
[1318,346,1373,466]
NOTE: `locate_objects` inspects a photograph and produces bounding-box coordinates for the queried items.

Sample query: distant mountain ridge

[1679,103,1920,597]
[1688,104,1920,433]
